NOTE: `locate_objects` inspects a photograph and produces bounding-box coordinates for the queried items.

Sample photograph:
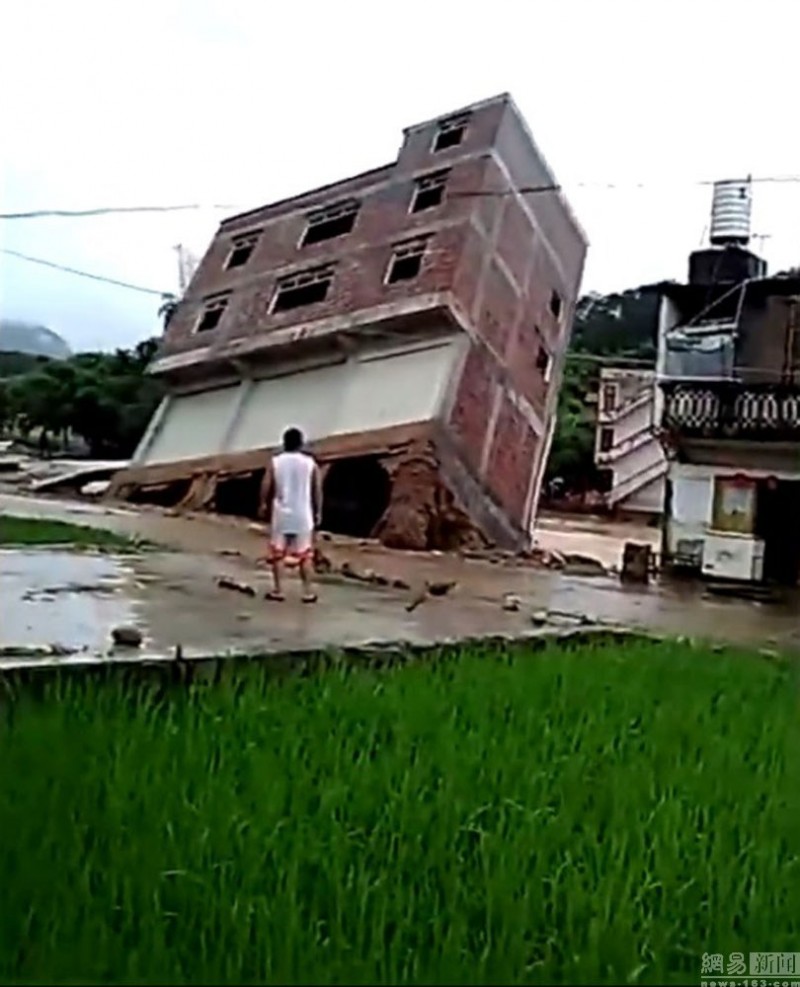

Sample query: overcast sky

[2,0,799,352]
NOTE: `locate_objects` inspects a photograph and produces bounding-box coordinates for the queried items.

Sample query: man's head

[282,427,304,452]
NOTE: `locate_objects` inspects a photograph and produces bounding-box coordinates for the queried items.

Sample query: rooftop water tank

[709,179,752,246]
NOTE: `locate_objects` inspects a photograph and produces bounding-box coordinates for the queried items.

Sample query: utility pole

[173,244,199,295]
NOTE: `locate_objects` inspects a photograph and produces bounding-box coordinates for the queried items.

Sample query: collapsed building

[109,94,587,550]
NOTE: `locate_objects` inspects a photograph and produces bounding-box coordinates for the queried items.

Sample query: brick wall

[161,157,488,356]
[508,322,549,414]
[449,344,495,472]
[396,100,505,174]
[486,395,539,525]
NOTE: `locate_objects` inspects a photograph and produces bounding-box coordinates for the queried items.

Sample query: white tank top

[272,451,315,534]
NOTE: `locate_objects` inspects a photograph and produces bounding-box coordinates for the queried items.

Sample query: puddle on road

[0,549,138,654]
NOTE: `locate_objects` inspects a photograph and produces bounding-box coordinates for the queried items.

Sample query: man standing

[260,427,322,603]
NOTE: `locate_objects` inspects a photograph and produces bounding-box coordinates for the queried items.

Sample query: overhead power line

[1,248,168,296]
[3,175,800,220]
[0,203,240,220]
[454,174,800,199]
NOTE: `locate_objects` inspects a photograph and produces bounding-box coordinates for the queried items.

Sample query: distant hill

[0,319,72,360]
[0,319,72,378]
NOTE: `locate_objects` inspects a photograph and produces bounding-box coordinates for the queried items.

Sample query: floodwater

[1,550,137,653]
[1,491,799,669]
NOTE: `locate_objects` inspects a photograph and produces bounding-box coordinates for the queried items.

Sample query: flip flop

[301,594,318,604]
[264,590,285,602]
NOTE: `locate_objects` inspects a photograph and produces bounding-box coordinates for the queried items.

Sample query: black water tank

[688,247,767,286]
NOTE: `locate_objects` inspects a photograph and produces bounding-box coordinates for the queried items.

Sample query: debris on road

[111,626,143,648]
[405,590,428,613]
[313,548,333,573]
[406,580,458,613]
[80,480,111,498]
[560,553,608,577]
[0,643,79,660]
[502,592,521,612]
[216,576,256,597]
[427,580,457,597]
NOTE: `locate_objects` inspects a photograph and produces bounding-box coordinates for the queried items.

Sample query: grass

[0,513,138,550]
[0,639,797,985]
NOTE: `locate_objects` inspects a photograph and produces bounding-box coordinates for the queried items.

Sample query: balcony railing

[661,380,800,441]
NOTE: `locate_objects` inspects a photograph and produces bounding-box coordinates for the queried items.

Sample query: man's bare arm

[311,463,323,527]
[259,462,275,522]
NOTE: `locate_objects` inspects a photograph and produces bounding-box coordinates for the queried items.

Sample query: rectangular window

[301,200,359,247]
[195,294,230,333]
[225,231,260,270]
[432,114,470,152]
[385,236,431,284]
[599,427,614,453]
[410,169,449,213]
[711,475,756,534]
[536,342,551,381]
[271,265,334,313]
[549,290,563,320]
[596,467,614,494]
[601,383,618,412]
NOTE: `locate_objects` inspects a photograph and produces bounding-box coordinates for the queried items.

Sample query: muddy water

[1,550,137,652]
[1,492,799,665]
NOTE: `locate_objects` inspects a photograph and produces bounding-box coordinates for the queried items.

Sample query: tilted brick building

[110,94,587,549]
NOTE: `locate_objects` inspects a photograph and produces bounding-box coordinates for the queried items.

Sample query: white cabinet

[702,532,765,582]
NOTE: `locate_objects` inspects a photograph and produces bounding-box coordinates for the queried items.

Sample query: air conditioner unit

[702,532,765,582]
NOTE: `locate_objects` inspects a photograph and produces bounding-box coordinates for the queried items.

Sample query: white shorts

[269,529,313,565]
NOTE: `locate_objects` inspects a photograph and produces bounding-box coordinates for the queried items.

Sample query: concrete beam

[131,395,171,466]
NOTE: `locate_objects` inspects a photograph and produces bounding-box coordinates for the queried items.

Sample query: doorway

[321,456,392,538]
[213,470,264,518]
[755,479,800,585]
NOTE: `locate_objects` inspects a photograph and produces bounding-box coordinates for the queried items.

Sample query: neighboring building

[657,179,800,584]
[593,366,666,517]
[0,319,71,360]
[110,94,587,550]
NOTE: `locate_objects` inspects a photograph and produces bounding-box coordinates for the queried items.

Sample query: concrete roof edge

[218,164,396,230]
[401,93,513,134]
[503,93,589,248]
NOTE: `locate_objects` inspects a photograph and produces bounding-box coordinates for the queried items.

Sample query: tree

[0,380,9,435]
[546,285,660,491]
[1,337,163,458]
[158,294,179,330]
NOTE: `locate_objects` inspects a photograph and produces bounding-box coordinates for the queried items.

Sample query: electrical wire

[1,248,169,297]
[0,203,241,220]
[3,245,795,380]
[3,175,800,219]
[452,174,800,199]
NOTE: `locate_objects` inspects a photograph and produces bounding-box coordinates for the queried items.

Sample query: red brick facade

[149,93,587,545]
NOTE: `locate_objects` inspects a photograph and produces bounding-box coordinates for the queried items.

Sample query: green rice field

[0,514,136,550]
[0,639,797,985]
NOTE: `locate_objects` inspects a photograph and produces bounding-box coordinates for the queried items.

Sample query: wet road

[1,492,799,666]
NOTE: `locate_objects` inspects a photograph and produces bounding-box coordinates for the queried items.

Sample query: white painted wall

[228,341,459,452]
[666,460,800,565]
[595,367,666,515]
[669,465,713,543]
[626,475,665,514]
[144,385,240,464]
[139,340,461,467]
[655,296,681,381]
